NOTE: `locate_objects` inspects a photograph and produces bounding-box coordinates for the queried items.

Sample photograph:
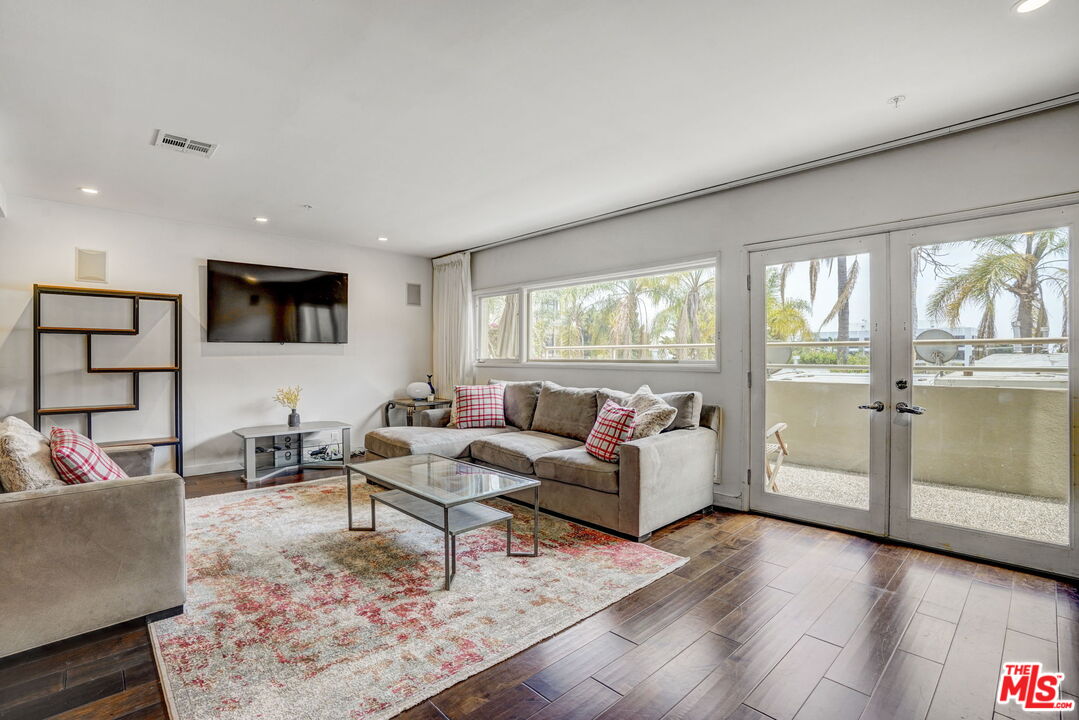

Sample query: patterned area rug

[150,477,686,719]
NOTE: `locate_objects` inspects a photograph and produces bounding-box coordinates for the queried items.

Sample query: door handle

[895,402,925,415]
[858,401,885,412]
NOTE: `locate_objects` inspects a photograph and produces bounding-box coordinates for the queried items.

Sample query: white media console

[233,420,351,484]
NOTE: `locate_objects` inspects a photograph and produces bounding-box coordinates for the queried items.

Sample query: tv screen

[207,260,348,343]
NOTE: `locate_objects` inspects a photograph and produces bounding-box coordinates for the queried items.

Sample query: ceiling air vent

[152,130,218,158]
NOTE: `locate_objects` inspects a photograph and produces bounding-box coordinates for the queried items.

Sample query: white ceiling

[1,0,1077,257]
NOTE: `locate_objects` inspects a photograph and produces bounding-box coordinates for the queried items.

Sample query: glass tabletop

[349,454,540,507]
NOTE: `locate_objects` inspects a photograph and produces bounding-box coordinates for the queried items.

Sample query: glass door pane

[763,252,872,510]
[749,234,889,536]
[906,226,1070,545]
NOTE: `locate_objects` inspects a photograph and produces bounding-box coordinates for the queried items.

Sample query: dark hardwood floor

[2,467,1076,720]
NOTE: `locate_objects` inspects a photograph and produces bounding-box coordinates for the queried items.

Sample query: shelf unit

[33,284,184,474]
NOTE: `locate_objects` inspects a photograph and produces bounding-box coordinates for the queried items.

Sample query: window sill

[475,360,722,374]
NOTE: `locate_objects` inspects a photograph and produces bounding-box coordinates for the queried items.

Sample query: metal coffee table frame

[346,456,540,590]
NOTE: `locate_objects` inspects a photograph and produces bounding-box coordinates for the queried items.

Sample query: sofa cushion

[656,391,703,431]
[50,428,129,484]
[596,388,631,408]
[470,431,582,475]
[0,417,65,493]
[452,384,506,429]
[365,426,515,460]
[625,385,678,439]
[488,380,542,429]
[585,399,637,462]
[530,382,598,441]
[598,387,703,431]
[534,447,620,494]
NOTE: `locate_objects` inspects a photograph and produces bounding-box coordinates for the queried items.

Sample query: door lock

[895,379,908,390]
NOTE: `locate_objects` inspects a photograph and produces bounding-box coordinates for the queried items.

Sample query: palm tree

[911,245,950,328]
[766,270,813,341]
[780,256,861,363]
[554,286,594,358]
[652,269,716,359]
[591,277,666,359]
[926,229,1068,355]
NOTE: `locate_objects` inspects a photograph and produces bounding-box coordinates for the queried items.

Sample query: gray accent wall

[470,103,1079,507]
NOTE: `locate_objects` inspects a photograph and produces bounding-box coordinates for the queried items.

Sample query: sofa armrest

[0,473,187,658]
[618,427,717,538]
[416,408,451,427]
[104,443,155,477]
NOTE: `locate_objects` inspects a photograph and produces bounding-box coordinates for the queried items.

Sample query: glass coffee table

[346,454,541,590]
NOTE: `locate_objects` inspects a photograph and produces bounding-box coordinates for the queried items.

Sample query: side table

[383,397,452,426]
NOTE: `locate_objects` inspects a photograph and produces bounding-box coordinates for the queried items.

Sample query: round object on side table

[406,382,430,400]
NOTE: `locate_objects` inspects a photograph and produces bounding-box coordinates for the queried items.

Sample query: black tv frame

[206,259,349,344]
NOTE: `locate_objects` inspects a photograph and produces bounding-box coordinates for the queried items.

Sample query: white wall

[470,104,1079,506]
[0,197,432,475]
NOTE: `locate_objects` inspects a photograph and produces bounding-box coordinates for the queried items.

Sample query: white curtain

[432,252,474,394]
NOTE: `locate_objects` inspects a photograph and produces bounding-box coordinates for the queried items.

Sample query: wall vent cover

[153,130,218,158]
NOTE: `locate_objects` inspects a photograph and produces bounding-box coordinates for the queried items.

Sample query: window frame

[473,256,721,372]
[473,289,525,363]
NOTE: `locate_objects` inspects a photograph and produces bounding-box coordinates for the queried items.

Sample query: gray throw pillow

[657,391,703,431]
[530,382,598,441]
[487,380,543,429]
[624,385,677,439]
[599,387,701,432]
[596,387,630,409]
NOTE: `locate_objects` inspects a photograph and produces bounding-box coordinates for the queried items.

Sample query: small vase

[426,374,436,396]
[288,410,300,428]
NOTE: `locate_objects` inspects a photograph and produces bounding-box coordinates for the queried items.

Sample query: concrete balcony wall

[765,380,1068,499]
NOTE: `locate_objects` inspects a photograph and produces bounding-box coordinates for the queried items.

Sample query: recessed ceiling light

[253,217,270,223]
[1014,0,1051,12]
[377,236,389,243]
[79,187,99,195]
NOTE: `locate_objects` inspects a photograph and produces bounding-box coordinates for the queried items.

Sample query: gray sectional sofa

[0,444,186,658]
[364,381,720,541]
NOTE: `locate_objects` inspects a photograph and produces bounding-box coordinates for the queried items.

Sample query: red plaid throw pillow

[50,428,129,484]
[453,384,506,429]
[585,399,637,462]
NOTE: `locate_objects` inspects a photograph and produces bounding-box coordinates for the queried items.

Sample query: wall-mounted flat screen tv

[207,260,348,343]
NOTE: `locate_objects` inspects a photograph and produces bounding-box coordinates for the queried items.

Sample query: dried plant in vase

[273,386,303,427]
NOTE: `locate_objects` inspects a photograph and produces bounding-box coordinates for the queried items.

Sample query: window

[527,263,716,363]
[476,293,520,361]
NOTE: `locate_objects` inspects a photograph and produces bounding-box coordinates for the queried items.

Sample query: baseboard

[712,492,744,511]
[182,460,243,477]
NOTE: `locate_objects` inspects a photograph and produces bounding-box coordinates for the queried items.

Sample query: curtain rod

[433,91,1079,261]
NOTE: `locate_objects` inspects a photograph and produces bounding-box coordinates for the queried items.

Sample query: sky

[773,228,1069,341]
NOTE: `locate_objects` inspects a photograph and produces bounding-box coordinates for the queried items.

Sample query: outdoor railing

[764,336,1067,374]
[532,337,1068,371]
[533,342,714,362]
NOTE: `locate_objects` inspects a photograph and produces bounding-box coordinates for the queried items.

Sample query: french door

[749,234,891,536]
[749,206,1078,578]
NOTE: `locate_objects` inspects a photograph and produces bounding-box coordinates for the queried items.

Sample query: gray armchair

[0,445,186,658]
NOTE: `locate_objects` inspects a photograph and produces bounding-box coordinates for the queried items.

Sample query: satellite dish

[915,329,958,365]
